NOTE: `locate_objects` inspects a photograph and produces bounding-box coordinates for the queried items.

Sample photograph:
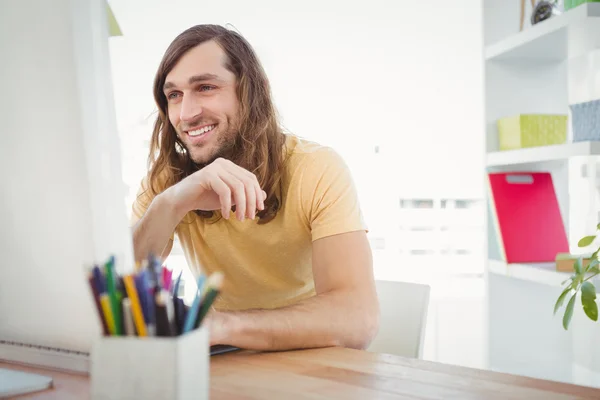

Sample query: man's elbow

[345,297,380,350]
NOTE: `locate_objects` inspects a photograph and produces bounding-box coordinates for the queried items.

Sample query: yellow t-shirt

[131,134,367,311]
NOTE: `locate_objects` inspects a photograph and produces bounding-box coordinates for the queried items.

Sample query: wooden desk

[3,347,600,399]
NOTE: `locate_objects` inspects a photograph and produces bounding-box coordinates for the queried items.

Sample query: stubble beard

[184,121,239,169]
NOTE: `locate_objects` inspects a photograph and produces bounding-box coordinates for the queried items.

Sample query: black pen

[155,290,176,336]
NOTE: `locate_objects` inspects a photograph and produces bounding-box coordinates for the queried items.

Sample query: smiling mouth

[186,124,216,137]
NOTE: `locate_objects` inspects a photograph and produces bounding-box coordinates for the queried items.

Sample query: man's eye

[199,85,215,92]
[167,92,181,100]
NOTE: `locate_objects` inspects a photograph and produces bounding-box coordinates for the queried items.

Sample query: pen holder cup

[90,326,209,400]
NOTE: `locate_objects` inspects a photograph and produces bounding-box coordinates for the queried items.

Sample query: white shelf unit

[483,0,600,388]
[487,259,569,287]
[486,141,600,167]
[485,2,600,61]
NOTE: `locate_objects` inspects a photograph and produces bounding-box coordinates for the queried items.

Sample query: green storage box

[497,114,567,151]
[565,0,600,10]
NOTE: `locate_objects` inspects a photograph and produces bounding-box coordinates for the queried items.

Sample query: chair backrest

[367,280,431,359]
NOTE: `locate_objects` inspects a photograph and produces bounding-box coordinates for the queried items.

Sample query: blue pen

[183,273,206,333]
[141,269,156,336]
[172,270,183,297]
[92,265,105,294]
[134,274,149,323]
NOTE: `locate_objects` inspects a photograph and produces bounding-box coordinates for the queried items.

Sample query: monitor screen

[0,0,134,358]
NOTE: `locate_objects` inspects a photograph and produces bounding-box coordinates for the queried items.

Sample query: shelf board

[486,141,600,167]
[485,3,600,61]
[487,259,569,287]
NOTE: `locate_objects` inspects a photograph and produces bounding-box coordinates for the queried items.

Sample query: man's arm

[132,158,266,262]
[132,189,184,262]
[209,230,380,350]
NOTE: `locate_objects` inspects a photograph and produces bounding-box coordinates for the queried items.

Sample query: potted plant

[554,228,600,329]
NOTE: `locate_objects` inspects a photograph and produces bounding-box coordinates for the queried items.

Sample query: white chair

[367,280,431,359]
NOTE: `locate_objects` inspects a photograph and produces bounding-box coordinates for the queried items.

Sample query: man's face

[163,41,240,165]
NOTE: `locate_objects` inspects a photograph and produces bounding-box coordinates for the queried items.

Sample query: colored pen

[155,290,176,336]
[174,297,186,335]
[122,298,136,336]
[182,273,207,333]
[104,256,123,335]
[194,272,224,329]
[147,254,162,292]
[87,268,109,335]
[91,264,117,335]
[123,274,148,337]
[134,273,151,334]
[95,270,116,336]
[100,296,117,335]
[172,270,183,297]
[169,270,184,335]
[162,266,173,292]
[141,269,156,336]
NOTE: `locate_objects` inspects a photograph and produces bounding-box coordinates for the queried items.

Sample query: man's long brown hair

[146,24,287,223]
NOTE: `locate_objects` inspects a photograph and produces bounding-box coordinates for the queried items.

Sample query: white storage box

[90,326,209,400]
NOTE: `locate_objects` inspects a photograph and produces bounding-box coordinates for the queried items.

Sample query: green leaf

[578,236,596,247]
[581,281,597,300]
[587,258,600,272]
[567,274,580,290]
[589,266,600,275]
[582,297,599,322]
[554,288,572,315]
[561,276,573,285]
[597,223,600,231]
[575,257,583,275]
[563,293,577,330]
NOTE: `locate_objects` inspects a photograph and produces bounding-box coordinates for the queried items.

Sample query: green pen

[193,272,224,329]
[104,256,123,335]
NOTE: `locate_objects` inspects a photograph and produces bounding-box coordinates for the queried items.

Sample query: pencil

[104,256,123,335]
[100,295,116,335]
[87,270,109,335]
[122,298,135,336]
[123,275,147,337]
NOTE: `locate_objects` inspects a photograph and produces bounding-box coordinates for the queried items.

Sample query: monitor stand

[0,368,53,397]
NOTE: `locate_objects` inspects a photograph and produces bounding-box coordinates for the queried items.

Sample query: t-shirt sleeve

[130,176,154,226]
[130,174,175,246]
[299,148,368,241]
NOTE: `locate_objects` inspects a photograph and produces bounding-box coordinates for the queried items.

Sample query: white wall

[108,0,485,272]
[108,0,486,367]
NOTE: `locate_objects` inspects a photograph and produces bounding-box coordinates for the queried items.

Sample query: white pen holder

[90,326,209,400]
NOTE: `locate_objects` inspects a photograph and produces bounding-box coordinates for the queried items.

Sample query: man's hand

[166,158,266,221]
[132,158,266,261]
[202,231,379,352]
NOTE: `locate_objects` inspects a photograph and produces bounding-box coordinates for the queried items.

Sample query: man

[131,24,379,351]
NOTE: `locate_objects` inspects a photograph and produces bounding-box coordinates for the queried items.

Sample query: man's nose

[180,95,202,123]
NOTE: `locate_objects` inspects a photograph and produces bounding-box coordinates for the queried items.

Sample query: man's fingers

[242,170,264,214]
[256,187,265,212]
[244,177,257,219]
[219,171,246,221]
[221,160,264,217]
[210,177,231,219]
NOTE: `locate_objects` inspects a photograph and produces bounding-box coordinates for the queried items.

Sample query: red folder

[488,172,569,263]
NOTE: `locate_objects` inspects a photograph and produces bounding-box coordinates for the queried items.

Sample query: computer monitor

[0,0,133,372]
